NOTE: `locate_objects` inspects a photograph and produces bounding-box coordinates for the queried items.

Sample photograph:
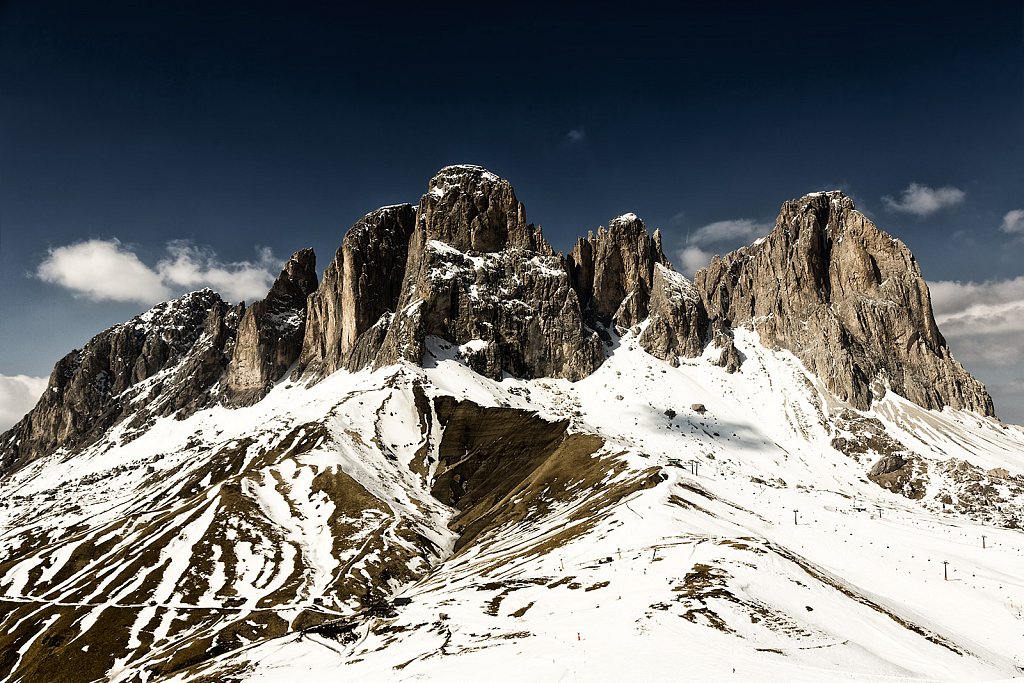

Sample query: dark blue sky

[2,1,1023,419]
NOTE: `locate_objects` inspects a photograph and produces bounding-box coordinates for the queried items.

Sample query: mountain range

[1,165,1021,683]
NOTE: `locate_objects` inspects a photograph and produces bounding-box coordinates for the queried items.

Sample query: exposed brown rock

[297,204,416,377]
[868,455,928,500]
[869,454,908,477]
[707,320,741,373]
[418,165,548,254]
[0,290,241,474]
[2,172,1001,478]
[222,249,318,405]
[637,263,709,363]
[376,166,603,381]
[696,191,994,415]
[568,214,670,329]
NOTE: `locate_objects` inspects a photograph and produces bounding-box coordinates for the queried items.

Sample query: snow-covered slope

[1,169,1020,682]
[5,326,1020,682]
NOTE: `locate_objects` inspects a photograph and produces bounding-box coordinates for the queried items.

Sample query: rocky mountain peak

[296,204,417,379]
[419,165,549,254]
[1,169,1000,476]
[696,191,994,415]
[268,247,317,304]
[372,167,601,380]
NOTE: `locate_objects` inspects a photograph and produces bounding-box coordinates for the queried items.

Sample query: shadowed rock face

[376,166,604,381]
[222,249,318,405]
[296,204,417,377]
[695,191,994,415]
[568,213,670,329]
[0,289,242,474]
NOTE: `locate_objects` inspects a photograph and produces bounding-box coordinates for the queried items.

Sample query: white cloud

[675,217,773,277]
[929,276,1024,340]
[36,239,172,304]
[37,239,280,305]
[999,209,1024,235]
[155,241,279,303]
[0,374,48,431]
[929,276,1024,423]
[677,246,713,277]
[882,183,965,217]
[689,218,772,247]
[566,128,586,144]
[930,276,1024,362]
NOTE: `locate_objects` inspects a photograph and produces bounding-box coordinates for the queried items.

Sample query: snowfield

[1,329,1022,682]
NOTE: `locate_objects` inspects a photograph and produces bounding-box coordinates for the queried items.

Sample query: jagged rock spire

[296,204,416,378]
[222,248,318,405]
[567,213,671,329]
[1,174,999,474]
[372,166,601,380]
[419,165,550,254]
[1,289,241,474]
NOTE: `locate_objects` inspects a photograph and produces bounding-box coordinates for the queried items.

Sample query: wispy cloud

[882,183,965,217]
[36,239,280,305]
[565,127,586,144]
[675,217,773,276]
[689,219,772,247]
[999,209,1024,235]
[929,276,1024,423]
[930,276,1024,369]
[0,374,48,431]
[156,241,279,303]
[677,246,713,277]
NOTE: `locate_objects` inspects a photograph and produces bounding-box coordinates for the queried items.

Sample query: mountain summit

[0,168,1019,683]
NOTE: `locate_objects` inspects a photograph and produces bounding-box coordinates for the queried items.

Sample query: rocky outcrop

[297,204,416,377]
[830,409,926,499]
[696,191,994,415]
[419,165,548,254]
[637,263,708,363]
[708,320,742,373]
[222,249,318,405]
[568,214,670,329]
[377,166,603,380]
[0,290,241,474]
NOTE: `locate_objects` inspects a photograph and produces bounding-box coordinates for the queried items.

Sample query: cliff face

[637,263,709,363]
[222,249,318,405]
[567,213,670,330]
[376,165,604,381]
[695,191,994,415]
[416,164,547,254]
[296,204,416,378]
